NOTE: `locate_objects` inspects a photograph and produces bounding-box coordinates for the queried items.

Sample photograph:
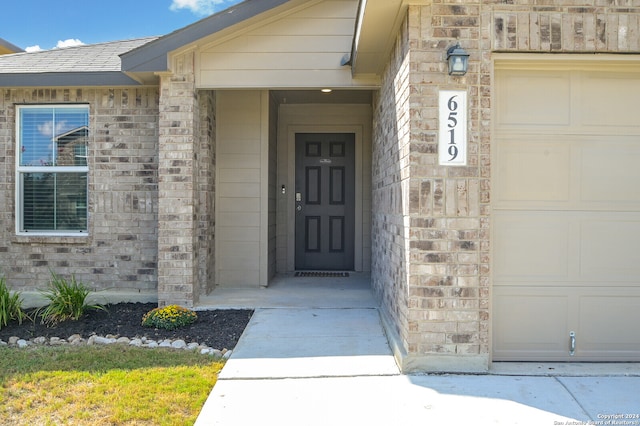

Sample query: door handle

[569,331,576,356]
[295,192,302,212]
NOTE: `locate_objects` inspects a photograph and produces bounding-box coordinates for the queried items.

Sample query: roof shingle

[0,37,157,74]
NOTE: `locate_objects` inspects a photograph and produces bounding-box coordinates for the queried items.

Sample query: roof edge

[0,72,147,87]
[121,0,290,73]
[0,38,23,54]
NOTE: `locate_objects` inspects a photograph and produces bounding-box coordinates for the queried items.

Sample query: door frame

[294,132,356,270]
[284,124,364,272]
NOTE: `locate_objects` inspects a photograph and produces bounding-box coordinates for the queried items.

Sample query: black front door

[295,133,355,270]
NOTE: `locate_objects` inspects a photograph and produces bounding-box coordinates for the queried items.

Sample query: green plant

[0,276,27,330]
[37,271,106,325]
[142,304,198,330]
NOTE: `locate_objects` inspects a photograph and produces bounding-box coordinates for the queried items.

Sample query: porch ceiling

[271,89,372,104]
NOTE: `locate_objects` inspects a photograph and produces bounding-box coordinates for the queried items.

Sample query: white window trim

[15,104,89,237]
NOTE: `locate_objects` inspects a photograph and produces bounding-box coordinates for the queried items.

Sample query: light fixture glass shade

[447,44,469,76]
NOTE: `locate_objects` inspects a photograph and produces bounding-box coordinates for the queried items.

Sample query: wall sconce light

[447,43,469,76]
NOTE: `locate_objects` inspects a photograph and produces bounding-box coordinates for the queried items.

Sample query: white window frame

[15,104,89,236]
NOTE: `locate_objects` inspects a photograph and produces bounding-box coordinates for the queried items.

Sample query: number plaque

[438,90,467,166]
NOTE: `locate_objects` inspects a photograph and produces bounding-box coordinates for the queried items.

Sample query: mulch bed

[0,303,253,351]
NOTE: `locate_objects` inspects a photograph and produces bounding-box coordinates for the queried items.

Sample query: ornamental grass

[37,271,106,326]
[0,276,27,330]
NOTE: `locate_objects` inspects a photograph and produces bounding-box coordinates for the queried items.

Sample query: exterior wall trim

[259,91,271,286]
[494,52,640,70]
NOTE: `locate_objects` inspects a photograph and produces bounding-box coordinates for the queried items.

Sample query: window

[16,105,89,235]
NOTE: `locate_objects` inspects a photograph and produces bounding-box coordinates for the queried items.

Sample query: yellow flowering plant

[142,305,198,330]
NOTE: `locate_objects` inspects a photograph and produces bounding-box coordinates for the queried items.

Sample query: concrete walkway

[195,275,640,425]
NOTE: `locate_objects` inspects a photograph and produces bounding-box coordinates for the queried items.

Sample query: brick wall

[374,1,639,372]
[404,3,488,372]
[157,51,201,307]
[489,1,640,52]
[0,87,159,296]
[371,16,412,358]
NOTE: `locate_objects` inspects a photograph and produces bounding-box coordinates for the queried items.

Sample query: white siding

[216,90,269,287]
[197,0,378,88]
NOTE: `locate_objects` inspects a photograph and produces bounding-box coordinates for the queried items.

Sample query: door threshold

[294,271,350,278]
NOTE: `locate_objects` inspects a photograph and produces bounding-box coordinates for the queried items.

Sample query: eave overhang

[350,0,428,77]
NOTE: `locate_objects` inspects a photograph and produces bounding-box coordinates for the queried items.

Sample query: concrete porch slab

[196,273,377,310]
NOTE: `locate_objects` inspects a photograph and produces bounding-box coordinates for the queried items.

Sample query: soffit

[271,89,372,104]
[351,0,428,77]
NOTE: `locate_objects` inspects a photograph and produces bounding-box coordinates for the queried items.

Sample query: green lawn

[0,345,224,425]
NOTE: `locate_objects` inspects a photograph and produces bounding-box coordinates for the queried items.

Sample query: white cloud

[56,39,84,49]
[170,0,238,16]
[38,120,72,137]
[24,39,84,53]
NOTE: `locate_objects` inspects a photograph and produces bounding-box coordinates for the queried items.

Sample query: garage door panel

[494,63,640,362]
[579,294,640,358]
[493,290,569,361]
[495,212,640,285]
[580,219,640,280]
[580,142,640,204]
[496,141,570,203]
[494,288,640,361]
[494,213,570,280]
[580,72,640,131]
[497,70,571,127]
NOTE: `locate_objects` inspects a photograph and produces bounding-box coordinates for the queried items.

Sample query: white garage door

[493,58,640,361]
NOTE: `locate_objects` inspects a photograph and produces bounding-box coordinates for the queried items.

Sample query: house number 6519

[447,96,459,161]
[439,90,467,166]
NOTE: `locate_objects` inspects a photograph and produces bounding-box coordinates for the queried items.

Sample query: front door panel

[295,133,355,270]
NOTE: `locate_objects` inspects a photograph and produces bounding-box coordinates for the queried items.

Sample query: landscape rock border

[0,334,233,359]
